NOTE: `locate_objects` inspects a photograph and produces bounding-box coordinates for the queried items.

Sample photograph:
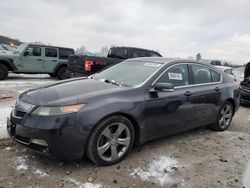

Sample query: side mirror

[23,51,29,56]
[153,83,174,92]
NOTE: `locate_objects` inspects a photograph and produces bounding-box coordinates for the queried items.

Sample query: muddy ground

[0,74,250,188]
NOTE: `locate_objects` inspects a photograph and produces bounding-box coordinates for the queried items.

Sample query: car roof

[110,46,160,53]
[126,57,218,67]
[26,43,74,50]
[214,65,233,70]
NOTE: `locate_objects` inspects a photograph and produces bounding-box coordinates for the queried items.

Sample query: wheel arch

[53,63,68,74]
[88,112,141,147]
[225,98,236,116]
[0,59,15,71]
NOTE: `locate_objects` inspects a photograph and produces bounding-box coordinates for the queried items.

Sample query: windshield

[14,44,27,53]
[93,60,162,87]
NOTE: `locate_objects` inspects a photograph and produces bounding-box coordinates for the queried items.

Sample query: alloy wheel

[218,104,233,129]
[97,122,131,162]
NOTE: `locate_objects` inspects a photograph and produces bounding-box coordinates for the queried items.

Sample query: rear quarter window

[59,48,74,59]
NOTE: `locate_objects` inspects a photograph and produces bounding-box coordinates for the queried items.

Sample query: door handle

[51,60,57,62]
[36,59,43,61]
[214,87,221,92]
[184,91,193,96]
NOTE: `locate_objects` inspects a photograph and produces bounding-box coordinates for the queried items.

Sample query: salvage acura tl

[7,57,240,165]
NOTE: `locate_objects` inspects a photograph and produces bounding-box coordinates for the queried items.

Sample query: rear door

[44,47,58,72]
[22,45,44,72]
[144,63,197,140]
[189,64,223,125]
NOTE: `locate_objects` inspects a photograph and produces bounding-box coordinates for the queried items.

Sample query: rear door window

[45,48,57,57]
[191,64,212,84]
[156,64,190,87]
[132,50,147,58]
[211,70,221,82]
[147,51,161,57]
[59,48,74,59]
[113,48,128,59]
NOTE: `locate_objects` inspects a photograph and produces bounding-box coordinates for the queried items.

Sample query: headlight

[31,104,85,116]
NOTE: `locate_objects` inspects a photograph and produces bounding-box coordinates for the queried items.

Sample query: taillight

[84,60,93,71]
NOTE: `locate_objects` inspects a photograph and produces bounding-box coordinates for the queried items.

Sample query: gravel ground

[0,74,249,188]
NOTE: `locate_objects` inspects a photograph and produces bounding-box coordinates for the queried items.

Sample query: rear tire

[0,64,8,80]
[56,66,67,80]
[87,115,134,165]
[209,101,234,131]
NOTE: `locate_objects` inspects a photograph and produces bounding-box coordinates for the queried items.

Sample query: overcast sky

[0,0,249,64]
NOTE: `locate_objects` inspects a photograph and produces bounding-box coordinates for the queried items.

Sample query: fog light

[30,138,48,146]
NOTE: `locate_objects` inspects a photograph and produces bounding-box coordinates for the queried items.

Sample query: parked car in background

[7,57,240,165]
[0,43,74,80]
[0,44,16,52]
[240,62,250,104]
[203,59,222,66]
[0,44,14,54]
[66,46,162,78]
[214,66,238,83]
[214,66,234,76]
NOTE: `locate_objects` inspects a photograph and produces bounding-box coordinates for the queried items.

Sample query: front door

[144,64,196,140]
[22,45,44,72]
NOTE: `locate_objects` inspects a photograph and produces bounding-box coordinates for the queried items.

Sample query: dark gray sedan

[7,57,240,165]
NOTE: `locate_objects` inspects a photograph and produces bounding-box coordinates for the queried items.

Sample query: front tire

[209,101,234,131]
[87,115,134,165]
[0,64,8,80]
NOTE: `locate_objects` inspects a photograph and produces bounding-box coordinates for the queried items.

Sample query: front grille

[242,95,250,101]
[13,100,34,118]
[15,135,30,145]
[14,109,26,118]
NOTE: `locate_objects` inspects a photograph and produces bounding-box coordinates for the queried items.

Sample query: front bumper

[8,110,87,160]
[241,87,250,105]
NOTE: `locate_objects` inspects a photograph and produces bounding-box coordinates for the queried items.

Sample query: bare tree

[100,46,109,56]
[196,53,202,60]
[76,46,88,55]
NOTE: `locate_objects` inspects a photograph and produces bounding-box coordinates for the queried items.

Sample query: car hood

[19,78,125,106]
[0,51,18,58]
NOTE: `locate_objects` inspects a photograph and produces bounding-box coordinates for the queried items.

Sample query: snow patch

[34,169,49,177]
[16,156,28,171]
[130,156,182,186]
[4,146,12,151]
[65,177,102,188]
[0,106,12,138]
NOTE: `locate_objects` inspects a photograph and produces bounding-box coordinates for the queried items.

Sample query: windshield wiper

[104,79,122,86]
[98,78,126,87]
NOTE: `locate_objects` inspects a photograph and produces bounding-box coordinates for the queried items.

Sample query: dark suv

[240,62,250,104]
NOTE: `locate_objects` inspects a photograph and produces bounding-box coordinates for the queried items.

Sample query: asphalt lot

[0,74,249,188]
